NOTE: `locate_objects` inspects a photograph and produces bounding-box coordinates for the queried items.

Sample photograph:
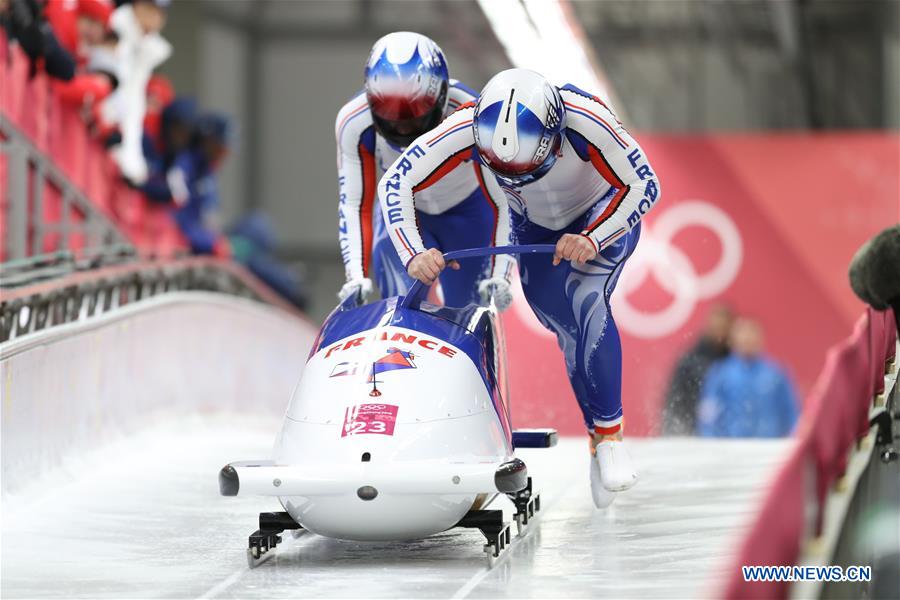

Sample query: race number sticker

[341,404,399,437]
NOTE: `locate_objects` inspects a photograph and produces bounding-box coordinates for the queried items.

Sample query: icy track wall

[0,292,317,495]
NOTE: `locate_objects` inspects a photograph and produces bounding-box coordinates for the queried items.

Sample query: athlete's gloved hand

[338,278,374,302]
[407,248,459,285]
[478,277,513,311]
[553,233,598,266]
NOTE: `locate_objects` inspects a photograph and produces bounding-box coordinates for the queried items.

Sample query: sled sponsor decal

[342,404,399,437]
[323,329,458,360]
[367,348,415,382]
[330,362,359,377]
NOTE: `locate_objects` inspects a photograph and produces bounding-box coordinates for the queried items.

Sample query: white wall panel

[0,293,316,494]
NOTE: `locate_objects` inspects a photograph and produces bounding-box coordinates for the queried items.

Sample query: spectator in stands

[157,97,196,160]
[168,111,232,257]
[1,0,75,80]
[140,92,194,204]
[105,0,171,185]
[661,304,733,435]
[44,0,112,65]
[162,111,309,308]
[697,318,799,438]
[47,0,120,112]
[55,37,120,112]
[142,73,173,139]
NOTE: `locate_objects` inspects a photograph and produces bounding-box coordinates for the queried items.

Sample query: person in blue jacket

[697,317,799,437]
[141,97,198,204]
[166,112,308,307]
[167,111,231,255]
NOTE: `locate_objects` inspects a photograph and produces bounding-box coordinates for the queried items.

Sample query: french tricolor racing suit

[335,81,513,306]
[377,83,662,434]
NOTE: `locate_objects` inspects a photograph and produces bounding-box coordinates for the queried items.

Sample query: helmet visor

[478,132,561,185]
[368,82,448,148]
[370,101,443,148]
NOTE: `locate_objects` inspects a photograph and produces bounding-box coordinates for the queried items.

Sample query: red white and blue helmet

[474,69,565,186]
[364,32,449,148]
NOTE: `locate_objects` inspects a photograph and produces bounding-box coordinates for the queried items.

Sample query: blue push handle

[399,244,556,310]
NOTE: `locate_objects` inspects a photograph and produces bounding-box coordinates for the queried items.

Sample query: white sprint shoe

[596,440,638,492]
[590,451,617,509]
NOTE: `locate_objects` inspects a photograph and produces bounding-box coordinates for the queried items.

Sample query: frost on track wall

[0,293,317,495]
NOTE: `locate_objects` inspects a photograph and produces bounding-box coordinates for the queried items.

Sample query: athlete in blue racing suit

[377,68,662,508]
[335,32,513,308]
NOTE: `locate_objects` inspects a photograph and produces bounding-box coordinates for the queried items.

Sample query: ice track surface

[1,414,789,599]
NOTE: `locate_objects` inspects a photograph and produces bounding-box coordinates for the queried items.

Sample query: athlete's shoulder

[444,89,477,122]
[559,84,618,115]
[560,84,630,149]
[447,79,478,108]
[335,90,374,145]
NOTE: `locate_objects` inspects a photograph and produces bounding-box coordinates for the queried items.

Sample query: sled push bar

[399,244,556,310]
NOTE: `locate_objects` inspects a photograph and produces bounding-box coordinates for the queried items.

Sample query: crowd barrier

[724,308,897,599]
[1,33,186,261]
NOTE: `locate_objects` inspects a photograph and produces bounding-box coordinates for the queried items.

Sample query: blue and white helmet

[364,32,450,148]
[474,69,565,186]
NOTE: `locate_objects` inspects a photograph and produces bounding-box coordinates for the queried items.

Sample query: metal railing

[0,256,303,343]
[0,114,132,261]
[0,245,137,288]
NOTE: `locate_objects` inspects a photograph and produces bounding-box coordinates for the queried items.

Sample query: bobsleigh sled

[219,245,558,567]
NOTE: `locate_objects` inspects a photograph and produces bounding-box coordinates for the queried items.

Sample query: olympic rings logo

[611,200,743,338]
[512,200,743,340]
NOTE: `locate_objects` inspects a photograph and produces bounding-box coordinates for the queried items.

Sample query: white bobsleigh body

[222,297,523,540]
[219,245,557,553]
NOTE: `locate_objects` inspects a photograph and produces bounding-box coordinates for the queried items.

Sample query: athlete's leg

[418,188,495,308]
[569,213,641,497]
[512,212,596,427]
[513,197,641,501]
[566,224,641,433]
